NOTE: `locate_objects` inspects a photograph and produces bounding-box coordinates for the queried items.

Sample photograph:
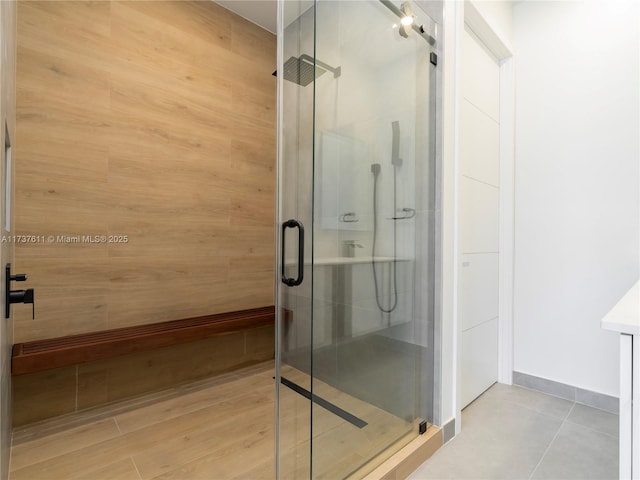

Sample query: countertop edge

[601,281,640,335]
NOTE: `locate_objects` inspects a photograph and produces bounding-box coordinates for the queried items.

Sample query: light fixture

[399,2,414,37]
[400,15,413,26]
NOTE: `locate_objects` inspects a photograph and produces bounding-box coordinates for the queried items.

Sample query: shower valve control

[5,263,35,319]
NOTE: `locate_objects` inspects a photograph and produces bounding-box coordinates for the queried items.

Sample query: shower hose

[371,164,399,314]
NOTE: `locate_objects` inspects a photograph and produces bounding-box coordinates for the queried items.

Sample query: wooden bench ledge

[12,306,276,376]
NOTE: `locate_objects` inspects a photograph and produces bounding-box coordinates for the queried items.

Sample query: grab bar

[339,212,359,223]
[390,208,416,220]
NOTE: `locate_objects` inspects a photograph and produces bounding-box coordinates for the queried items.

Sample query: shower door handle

[281,219,304,287]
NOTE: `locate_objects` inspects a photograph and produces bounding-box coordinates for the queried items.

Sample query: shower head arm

[298,54,342,78]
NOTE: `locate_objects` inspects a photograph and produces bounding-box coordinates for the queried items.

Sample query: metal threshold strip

[280,377,368,429]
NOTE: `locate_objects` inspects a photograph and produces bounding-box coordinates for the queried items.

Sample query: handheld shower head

[371,163,381,176]
[391,121,402,166]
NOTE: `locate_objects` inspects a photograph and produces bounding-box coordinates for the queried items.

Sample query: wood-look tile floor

[9,361,414,480]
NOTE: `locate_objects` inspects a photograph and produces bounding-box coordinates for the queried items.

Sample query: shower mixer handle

[343,240,364,258]
[9,289,35,320]
[5,263,35,319]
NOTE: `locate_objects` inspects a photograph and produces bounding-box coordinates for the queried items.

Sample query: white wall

[513,0,640,397]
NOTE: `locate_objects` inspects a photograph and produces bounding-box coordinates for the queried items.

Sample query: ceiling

[214,0,277,34]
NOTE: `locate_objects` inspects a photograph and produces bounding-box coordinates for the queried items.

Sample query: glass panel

[310,1,437,478]
[276,1,315,478]
[277,1,438,478]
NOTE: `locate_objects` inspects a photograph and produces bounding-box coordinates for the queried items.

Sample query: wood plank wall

[0,1,17,475]
[14,1,276,342]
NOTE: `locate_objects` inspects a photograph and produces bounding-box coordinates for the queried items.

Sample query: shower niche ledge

[312,256,410,266]
[284,256,411,267]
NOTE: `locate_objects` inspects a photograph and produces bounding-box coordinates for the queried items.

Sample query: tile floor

[9,361,413,480]
[9,362,277,480]
[409,383,619,480]
[10,370,619,480]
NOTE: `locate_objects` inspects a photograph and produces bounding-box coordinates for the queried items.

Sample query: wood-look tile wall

[14,1,276,342]
[0,1,17,476]
[13,324,275,426]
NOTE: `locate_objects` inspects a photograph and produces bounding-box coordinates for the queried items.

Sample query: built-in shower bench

[11,306,277,375]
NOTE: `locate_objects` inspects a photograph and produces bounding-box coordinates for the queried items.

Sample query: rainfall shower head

[282,56,324,87]
[273,54,341,87]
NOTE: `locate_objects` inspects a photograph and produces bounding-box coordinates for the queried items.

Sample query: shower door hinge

[419,420,428,435]
[430,52,438,66]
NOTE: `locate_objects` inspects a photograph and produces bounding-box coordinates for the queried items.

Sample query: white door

[459,25,501,408]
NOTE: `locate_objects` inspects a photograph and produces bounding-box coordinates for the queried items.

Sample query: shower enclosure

[276,1,440,477]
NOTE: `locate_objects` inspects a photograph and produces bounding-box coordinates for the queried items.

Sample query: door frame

[462,0,515,388]
[445,0,515,434]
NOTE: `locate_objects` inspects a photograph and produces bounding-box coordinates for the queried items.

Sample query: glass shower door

[276,1,315,477]
[277,1,439,478]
